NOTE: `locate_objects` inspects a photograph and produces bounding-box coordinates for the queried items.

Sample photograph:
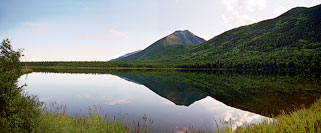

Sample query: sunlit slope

[113,30,205,61]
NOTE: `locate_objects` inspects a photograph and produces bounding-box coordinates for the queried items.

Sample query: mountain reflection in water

[114,70,321,117]
[20,68,321,131]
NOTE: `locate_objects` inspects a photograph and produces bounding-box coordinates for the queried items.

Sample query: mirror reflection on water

[18,69,321,132]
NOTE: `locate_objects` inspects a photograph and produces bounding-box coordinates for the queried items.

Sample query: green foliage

[219,98,321,132]
[0,39,43,132]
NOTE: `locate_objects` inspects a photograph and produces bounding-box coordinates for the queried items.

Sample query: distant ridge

[110,50,142,61]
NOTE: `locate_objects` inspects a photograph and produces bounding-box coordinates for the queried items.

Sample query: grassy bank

[37,108,129,132]
[25,98,321,133]
[220,98,321,132]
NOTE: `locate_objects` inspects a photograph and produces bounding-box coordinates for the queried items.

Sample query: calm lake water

[18,70,321,132]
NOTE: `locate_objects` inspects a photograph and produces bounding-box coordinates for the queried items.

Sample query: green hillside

[168,4,321,70]
[113,30,205,61]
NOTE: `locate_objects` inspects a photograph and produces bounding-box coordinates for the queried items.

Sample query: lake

[18,69,321,132]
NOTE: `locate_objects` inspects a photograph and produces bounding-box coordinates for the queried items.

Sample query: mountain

[166,4,321,70]
[112,30,206,61]
[110,50,142,61]
[112,4,321,70]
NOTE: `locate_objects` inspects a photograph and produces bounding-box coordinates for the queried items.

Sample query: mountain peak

[173,29,191,33]
[172,30,194,36]
[163,30,205,46]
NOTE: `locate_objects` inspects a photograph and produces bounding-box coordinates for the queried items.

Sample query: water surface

[18,70,321,132]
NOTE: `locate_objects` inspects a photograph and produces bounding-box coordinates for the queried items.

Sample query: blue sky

[1,0,320,61]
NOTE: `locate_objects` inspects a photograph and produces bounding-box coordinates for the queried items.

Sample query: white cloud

[107,29,127,36]
[273,6,289,17]
[221,0,260,27]
[222,15,231,24]
[222,0,267,12]
[223,110,271,130]
[221,12,257,26]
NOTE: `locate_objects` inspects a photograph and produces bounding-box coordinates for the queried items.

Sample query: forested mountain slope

[168,4,321,70]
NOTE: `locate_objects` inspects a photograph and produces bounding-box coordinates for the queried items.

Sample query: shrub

[0,39,43,132]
